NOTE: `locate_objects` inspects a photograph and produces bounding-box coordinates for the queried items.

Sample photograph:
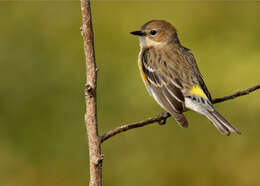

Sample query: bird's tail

[205,109,241,136]
[173,113,189,128]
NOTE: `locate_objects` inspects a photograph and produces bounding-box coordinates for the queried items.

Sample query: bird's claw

[157,112,170,125]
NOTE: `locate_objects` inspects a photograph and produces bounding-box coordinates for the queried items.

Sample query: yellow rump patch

[190,85,207,99]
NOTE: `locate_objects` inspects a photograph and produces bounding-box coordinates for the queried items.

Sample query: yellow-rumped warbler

[131,20,241,136]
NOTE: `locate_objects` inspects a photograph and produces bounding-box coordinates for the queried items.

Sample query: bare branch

[101,84,260,143]
[101,112,170,143]
[80,0,102,185]
[212,84,260,104]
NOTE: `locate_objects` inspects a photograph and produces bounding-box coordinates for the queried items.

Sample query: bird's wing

[141,48,185,114]
[183,48,212,102]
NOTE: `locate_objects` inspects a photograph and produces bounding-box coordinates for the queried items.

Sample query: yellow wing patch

[190,85,207,99]
[138,57,148,83]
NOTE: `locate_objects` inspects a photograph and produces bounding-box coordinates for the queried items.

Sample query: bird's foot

[157,112,171,125]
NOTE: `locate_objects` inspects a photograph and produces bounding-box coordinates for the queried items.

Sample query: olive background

[0,1,260,186]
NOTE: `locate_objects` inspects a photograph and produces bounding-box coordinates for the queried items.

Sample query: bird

[130,20,241,136]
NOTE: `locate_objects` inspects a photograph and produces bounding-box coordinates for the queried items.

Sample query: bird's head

[130,20,178,48]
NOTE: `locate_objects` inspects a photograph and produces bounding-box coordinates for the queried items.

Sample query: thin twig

[101,113,170,143]
[212,84,260,104]
[101,84,260,143]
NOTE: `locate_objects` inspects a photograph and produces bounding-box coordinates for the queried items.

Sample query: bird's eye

[150,30,157,35]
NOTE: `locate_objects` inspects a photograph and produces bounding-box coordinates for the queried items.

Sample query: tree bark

[80,0,103,185]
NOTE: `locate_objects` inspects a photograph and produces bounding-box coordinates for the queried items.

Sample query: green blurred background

[0,1,260,186]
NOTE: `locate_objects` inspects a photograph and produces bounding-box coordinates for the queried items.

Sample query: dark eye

[150,30,157,35]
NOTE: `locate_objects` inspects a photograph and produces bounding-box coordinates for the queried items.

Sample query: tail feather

[173,113,189,128]
[205,110,241,136]
[184,95,241,135]
[205,110,230,136]
[211,110,241,135]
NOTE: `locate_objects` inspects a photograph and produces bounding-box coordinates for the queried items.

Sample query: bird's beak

[130,30,146,36]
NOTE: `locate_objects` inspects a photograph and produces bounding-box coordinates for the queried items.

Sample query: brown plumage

[131,20,241,135]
